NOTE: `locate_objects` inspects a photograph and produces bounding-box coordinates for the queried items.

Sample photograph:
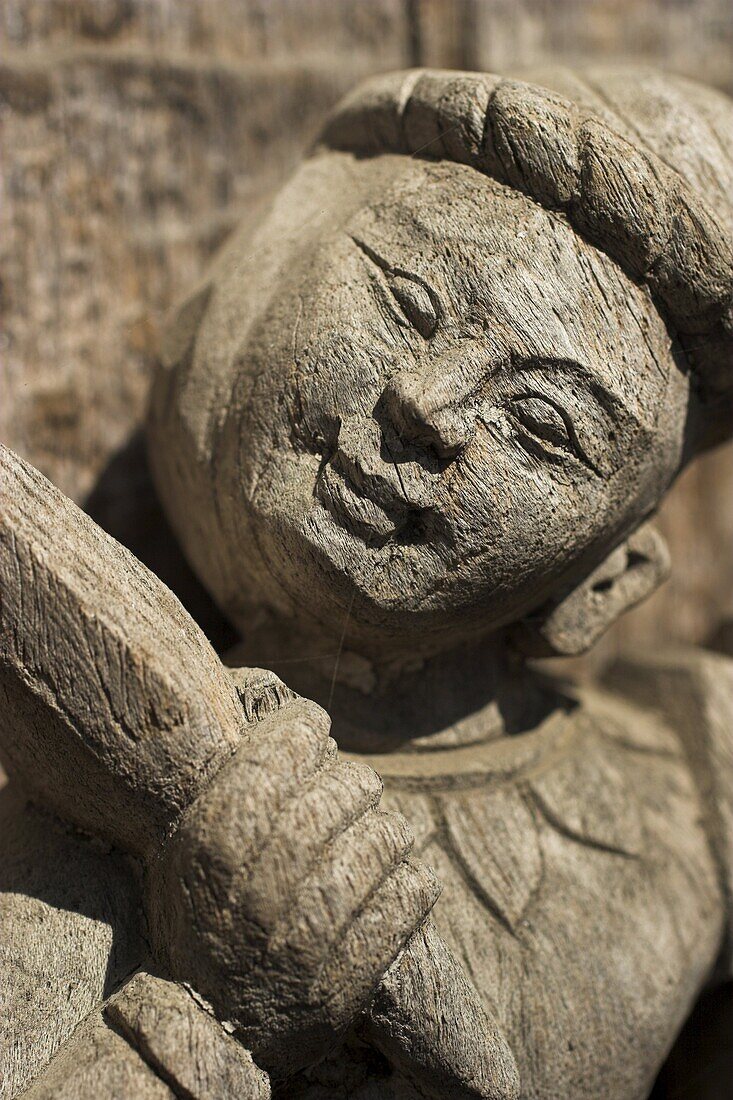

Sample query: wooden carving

[2,66,733,1099]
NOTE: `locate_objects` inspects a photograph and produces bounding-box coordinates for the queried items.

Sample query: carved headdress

[320,68,733,450]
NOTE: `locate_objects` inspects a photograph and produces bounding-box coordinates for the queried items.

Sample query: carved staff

[0,444,518,1100]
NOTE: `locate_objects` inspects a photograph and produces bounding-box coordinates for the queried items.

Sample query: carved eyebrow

[509,357,629,425]
[348,234,443,317]
[348,234,391,271]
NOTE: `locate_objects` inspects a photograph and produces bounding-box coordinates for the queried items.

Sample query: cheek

[297,348,381,440]
[444,432,610,589]
[295,291,402,430]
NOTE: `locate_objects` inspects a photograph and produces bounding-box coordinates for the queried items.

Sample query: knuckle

[291,698,332,742]
[375,813,415,873]
[329,759,384,812]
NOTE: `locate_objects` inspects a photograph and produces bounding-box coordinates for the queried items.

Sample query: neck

[227,611,560,753]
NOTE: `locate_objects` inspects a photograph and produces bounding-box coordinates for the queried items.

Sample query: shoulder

[602,646,733,797]
[603,645,733,977]
[603,644,733,725]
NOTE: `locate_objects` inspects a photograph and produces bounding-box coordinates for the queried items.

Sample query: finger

[205,707,335,869]
[144,724,339,976]
[226,665,296,723]
[268,808,415,969]
[312,858,441,1025]
[363,919,520,1100]
[241,760,384,927]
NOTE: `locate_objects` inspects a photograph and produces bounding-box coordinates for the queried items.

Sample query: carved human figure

[1,67,732,1099]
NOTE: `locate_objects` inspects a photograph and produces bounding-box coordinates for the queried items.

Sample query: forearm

[0,446,518,1098]
[0,444,246,857]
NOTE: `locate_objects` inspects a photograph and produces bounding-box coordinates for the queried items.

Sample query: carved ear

[511,522,671,658]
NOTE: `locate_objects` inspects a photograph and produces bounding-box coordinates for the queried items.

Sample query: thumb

[362,919,519,1100]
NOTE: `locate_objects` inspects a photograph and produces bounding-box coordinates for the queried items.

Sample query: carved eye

[389,276,438,338]
[510,395,574,452]
[510,394,602,475]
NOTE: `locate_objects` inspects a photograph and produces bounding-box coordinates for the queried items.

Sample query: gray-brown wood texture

[0,444,521,1098]
[1,0,732,663]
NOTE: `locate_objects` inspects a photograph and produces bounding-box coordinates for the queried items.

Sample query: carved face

[207,154,691,653]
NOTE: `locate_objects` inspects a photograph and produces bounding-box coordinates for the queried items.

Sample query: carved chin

[279,512,472,635]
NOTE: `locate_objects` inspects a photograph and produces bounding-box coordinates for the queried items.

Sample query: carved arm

[0,445,518,1100]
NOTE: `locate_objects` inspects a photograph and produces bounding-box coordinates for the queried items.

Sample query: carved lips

[316,461,409,543]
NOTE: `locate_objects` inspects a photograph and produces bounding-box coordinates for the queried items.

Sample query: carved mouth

[316,464,404,543]
[317,460,444,548]
[315,463,449,551]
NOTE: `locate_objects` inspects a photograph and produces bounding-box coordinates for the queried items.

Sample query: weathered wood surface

[19,1014,177,1100]
[0,444,520,1099]
[105,972,272,1100]
[0,785,144,1098]
[0,444,248,856]
[1,0,732,655]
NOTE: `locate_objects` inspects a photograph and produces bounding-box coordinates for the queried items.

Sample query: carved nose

[335,416,393,488]
[381,364,473,460]
[333,416,435,511]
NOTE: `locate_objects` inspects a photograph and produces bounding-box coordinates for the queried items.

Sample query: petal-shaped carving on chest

[441,788,542,934]
[381,788,439,854]
[528,733,644,857]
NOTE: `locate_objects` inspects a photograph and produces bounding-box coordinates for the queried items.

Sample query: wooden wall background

[2,0,732,663]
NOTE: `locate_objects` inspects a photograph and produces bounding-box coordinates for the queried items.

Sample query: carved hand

[0,445,517,1099]
[144,686,516,1098]
[144,690,437,1073]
